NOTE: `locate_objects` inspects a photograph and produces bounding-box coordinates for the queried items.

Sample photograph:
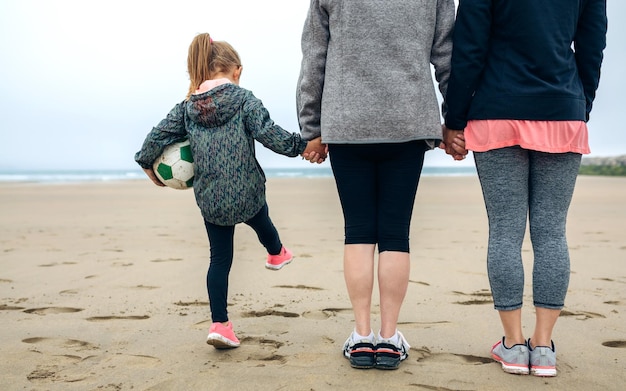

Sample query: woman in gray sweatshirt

[297,0,455,370]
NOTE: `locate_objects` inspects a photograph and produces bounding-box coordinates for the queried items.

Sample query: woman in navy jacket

[443,0,607,377]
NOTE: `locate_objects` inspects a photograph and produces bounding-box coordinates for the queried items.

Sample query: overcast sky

[0,0,623,171]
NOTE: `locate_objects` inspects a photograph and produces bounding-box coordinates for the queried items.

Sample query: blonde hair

[186,33,241,98]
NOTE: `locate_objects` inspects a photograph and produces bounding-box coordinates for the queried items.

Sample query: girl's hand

[143,168,166,187]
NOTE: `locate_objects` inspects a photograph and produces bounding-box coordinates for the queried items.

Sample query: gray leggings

[474,147,581,311]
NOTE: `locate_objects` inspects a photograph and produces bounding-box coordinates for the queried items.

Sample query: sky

[0,0,624,171]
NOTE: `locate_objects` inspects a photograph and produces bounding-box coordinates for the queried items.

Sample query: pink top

[194,78,231,94]
[465,120,590,154]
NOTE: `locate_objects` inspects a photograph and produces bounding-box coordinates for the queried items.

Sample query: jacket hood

[186,83,246,128]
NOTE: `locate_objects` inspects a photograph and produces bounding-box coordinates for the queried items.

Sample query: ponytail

[186,33,241,99]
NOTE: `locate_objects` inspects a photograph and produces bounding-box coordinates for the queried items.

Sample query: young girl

[135,33,325,349]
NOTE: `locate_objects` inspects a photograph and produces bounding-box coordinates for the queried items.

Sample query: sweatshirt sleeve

[296,0,329,141]
[444,0,493,131]
[244,93,308,157]
[134,102,188,169]
[574,0,607,121]
[431,0,455,117]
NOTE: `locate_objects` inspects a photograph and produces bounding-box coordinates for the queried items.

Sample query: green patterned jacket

[135,83,307,225]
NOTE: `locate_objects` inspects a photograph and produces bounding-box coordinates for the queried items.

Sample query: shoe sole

[206,333,240,349]
[531,366,557,377]
[265,258,292,270]
[375,357,400,370]
[349,357,375,369]
[492,354,530,375]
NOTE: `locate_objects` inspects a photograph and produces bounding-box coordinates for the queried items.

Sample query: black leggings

[328,141,428,253]
[203,203,282,322]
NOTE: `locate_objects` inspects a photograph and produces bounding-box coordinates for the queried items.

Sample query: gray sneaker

[491,337,530,375]
[529,339,557,377]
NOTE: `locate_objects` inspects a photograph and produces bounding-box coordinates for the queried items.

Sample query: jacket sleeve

[431,0,455,117]
[444,0,493,131]
[134,102,188,169]
[296,0,329,141]
[574,0,607,121]
[244,94,308,157]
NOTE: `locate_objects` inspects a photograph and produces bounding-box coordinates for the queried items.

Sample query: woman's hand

[440,125,468,161]
[302,137,328,164]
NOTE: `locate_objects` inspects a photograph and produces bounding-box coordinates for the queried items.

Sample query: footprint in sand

[272,284,323,291]
[407,384,464,391]
[174,300,209,307]
[86,315,150,321]
[217,336,287,365]
[22,339,99,383]
[241,309,300,318]
[398,320,452,327]
[302,307,352,320]
[26,355,89,384]
[412,346,492,365]
[602,340,626,348]
[1,304,26,311]
[112,262,133,267]
[133,285,160,290]
[150,258,183,263]
[23,307,83,315]
[26,352,160,385]
[38,261,78,267]
[559,310,605,320]
[409,280,430,286]
[452,290,493,305]
[23,337,99,351]
[240,336,284,349]
[593,276,626,284]
[193,319,212,329]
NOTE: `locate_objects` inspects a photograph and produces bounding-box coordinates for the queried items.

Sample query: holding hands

[302,137,328,164]
[440,125,468,161]
[300,131,468,163]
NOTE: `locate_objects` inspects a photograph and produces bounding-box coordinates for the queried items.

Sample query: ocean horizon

[0,166,477,184]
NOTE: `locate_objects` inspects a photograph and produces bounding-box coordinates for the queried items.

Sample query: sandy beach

[1,175,624,391]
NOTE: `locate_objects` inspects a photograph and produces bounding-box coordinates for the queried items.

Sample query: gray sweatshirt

[296,0,454,145]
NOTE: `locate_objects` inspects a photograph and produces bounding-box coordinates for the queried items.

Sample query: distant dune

[580,155,626,176]
[581,155,626,166]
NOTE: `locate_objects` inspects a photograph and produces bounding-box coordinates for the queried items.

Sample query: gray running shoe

[491,337,530,375]
[343,332,376,369]
[529,339,557,377]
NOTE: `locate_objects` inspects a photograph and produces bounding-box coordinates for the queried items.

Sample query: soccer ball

[153,139,194,190]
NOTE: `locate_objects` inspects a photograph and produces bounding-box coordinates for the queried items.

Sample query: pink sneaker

[265,246,293,270]
[206,321,240,349]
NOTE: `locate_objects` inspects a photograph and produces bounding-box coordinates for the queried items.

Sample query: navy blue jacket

[445,0,607,130]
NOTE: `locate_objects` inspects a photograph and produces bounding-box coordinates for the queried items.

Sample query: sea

[0,166,477,184]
